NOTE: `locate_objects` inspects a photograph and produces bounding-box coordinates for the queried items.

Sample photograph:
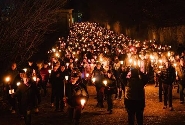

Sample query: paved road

[1,84,185,125]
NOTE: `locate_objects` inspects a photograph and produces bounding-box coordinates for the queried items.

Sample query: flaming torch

[32,76,37,82]
[80,99,86,109]
[86,73,89,78]
[23,68,27,73]
[103,80,107,86]
[5,76,10,83]
[92,77,96,83]
[64,75,69,106]
[17,82,21,86]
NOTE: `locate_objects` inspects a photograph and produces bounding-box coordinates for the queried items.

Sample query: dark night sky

[65,0,185,27]
[1,0,185,27]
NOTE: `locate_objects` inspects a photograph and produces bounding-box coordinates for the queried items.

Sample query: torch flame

[92,78,96,82]
[48,69,51,74]
[17,82,21,86]
[120,61,123,65]
[5,76,10,82]
[80,99,86,106]
[173,63,177,67]
[65,76,69,80]
[103,80,107,86]
[66,63,69,67]
[55,53,60,57]
[33,76,37,81]
[129,59,132,63]
[86,73,89,78]
[23,68,27,72]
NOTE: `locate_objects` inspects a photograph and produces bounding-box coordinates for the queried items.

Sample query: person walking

[65,72,89,125]
[124,67,147,125]
[160,61,176,110]
[104,70,117,114]
[176,58,185,104]
[49,65,60,108]
[4,62,19,114]
[13,75,35,125]
[91,62,105,108]
[40,61,49,97]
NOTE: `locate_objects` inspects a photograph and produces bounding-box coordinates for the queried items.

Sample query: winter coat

[176,65,185,83]
[92,69,104,88]
[104,77,117,95]
[14,81,34,111]
[161,66,176,85]
[66,79,88,107]
[124,69,146,100]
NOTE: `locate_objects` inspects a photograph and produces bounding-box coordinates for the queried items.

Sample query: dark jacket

[124,69,146,111]
[92,68,104,88]
[5,68,19,89]
[49,70,60,88]
[119,69,128,89]
[14,81,34,111]
[176,64,185,83]
[161,65,176,85]
[66,79,88,107]
[125,69,146,100]
[104,76,117,95]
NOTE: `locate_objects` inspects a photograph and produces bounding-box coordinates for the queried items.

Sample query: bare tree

[0,0,67,71]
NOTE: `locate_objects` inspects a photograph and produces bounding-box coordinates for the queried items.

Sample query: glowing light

[150,55,154,60]
[65,76,69,80]
[23,68,27,72]
[86,73,89,78]
[52,48,56,52]
[173,63,177,67]
[66,63,69,67]
[103,80,107,86]
[168,52,171,57]
[55,53,60,57]
[120,61,123,65]
[80,99,86,106]
[5,76,10,82]
[100,58,103,62]
[159,60,162,64]
[134,61,137,66]
[17,82,21,86]
[92,78,96,82]
[129,59,132,63]
[159,66,163,69]
[33,76,36,81]
[138,60,141,67]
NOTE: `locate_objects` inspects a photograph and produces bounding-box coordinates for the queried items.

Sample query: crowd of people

[1,22,185,125]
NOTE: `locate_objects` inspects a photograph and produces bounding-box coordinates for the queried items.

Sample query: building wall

[55,9,73,36]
